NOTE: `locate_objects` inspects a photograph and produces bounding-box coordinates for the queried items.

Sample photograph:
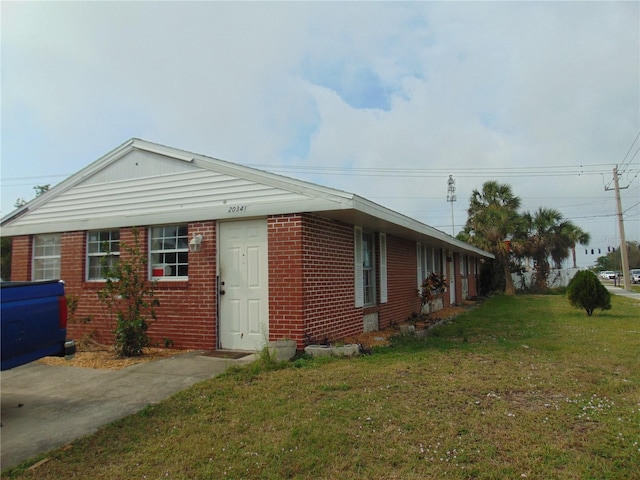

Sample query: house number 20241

[228,205,248,213]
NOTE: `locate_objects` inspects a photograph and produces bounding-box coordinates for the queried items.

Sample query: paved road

[1,351,255,470]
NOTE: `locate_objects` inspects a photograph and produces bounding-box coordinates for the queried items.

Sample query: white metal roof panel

[1,138,493,259]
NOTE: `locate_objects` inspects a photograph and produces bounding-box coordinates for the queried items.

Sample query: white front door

[219,219,269,351]
[449,253,456,305]
[461,255,469,300]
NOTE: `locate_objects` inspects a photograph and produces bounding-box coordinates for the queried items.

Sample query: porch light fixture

[189,234,204,253]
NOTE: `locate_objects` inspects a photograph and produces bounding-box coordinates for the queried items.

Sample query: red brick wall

[378,235,422,329]
[269,216,427,346]
[468,258,478,297]
[268,215,305,346]
[60,231,85,283]
[267,214,365,348]
[9,236,31,281]
[300,214,361,345]
[26,224,218,351]
[150,222,217,350]
[8,219,482,351]
[59,231,102,345]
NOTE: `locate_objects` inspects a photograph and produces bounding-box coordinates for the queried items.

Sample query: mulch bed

[38,345,190,370]
[343,302,475,349]
[39,301,478,369]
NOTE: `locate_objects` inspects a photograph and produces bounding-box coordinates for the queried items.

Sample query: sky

[2,1,639,269]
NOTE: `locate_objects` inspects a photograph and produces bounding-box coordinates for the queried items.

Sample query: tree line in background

[1,185,50,280]
[458,180,593,295]
[592,241,640,273]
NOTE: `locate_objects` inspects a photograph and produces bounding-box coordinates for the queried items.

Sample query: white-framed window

[379,233,388,304]
[417,243,423,288]
[354,227,376,307]
[87,230,120,280]
[362,231,375,306]
[33,233,61,280]
[460,254,468,276]
[426,247,433,275]
[417,244,434,286]
[433,248,443,276]
[149,225,189,279]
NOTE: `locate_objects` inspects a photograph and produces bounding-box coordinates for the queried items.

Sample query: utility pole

[606,166,630,290]
[447,175,456,236]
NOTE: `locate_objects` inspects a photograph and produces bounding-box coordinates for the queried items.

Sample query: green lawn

[5,294,639,479]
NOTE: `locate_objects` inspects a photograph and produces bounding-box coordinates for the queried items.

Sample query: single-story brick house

[1,139,493,352]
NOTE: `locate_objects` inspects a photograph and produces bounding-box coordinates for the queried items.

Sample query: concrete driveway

[1,351,255,470]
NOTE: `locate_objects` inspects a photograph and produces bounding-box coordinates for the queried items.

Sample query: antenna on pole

[447,174,457,236]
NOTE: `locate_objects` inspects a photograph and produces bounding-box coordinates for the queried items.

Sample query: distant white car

[630,269,640,284]
[600,271,615,280]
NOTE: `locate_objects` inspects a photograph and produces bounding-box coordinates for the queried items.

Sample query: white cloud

[1,1,638,266]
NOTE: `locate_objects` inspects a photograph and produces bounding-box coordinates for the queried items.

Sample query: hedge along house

[2,139,493,352]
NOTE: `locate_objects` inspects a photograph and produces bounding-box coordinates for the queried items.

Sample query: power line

[619,130,640,175]
[1,174,68,183]
[622,167,640,189]
[2,163,636,184]
[240,165,626,179]
[623,201,640,215]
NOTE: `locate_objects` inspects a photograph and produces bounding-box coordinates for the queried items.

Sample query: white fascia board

[351,195,494,259]
[0,197,345,236]
[1,139,195,226]
[132,139,195,163]
[2,140,133,225]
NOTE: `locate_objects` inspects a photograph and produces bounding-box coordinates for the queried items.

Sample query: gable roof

[1,138,492,258]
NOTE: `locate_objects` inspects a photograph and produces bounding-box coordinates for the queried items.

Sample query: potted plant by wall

[419,272,448,314]
[267,338,297,362]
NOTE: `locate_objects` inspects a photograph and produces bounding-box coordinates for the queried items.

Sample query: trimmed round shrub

[567,270,611,316]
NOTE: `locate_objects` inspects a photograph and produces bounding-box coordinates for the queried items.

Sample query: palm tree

[462,181,524,295]
[563,224,591,269]
[523,208,584,290]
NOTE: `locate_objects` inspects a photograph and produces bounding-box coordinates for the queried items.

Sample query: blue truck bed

[1,280,76,371]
